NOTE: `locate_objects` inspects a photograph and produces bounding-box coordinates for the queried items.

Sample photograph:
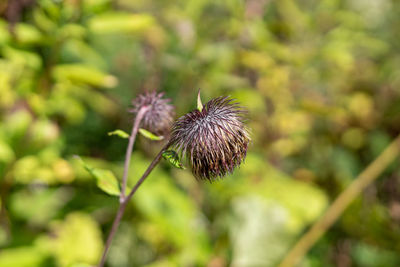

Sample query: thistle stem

[125,144,168,202]
[120,106,149,203]
[98,201,127,267]
[98,105,148,267]
[278,134,400,267]
[98,142,169,267]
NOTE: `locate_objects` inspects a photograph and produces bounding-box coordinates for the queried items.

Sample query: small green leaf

[139,128,164,141]
[76,156,120,196]
[197,89,203,112]
[91,169,120,196]
[108,129,130,139]
[162,150,185,169]
[88,12,155,34]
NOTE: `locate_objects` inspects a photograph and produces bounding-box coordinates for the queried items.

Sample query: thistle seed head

[169,96,250,181]
[129,91,175,135]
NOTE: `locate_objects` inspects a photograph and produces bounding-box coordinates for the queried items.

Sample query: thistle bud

[129,91,175,135]
[169,96,250,181]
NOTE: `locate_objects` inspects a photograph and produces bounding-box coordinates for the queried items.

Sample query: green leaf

[39,212,103,267]
[76,156,120,196]
[3,46,43,70]
[139,128,164,141]
[162,150,185,169]
[0,140,15,163]
[108,129,130,139]
[52,64,118,88]
[0,247,48,267]
[88,12,155,34]
[197,89,203,112]
[91,169,120,196]
[14,23,43,45]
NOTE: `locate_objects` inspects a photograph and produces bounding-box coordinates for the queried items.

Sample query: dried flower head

[129,92,175,135]
[169,96,250,181]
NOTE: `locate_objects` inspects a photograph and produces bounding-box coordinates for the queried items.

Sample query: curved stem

[120,106,149,203]
[98,143,170,267]
[125,144,169,203]
[98,106,148,267]
[279,134,400,267]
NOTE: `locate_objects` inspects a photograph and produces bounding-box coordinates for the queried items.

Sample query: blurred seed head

[129,91,175,135]
[1,0,36,27]
[169,96,250,181]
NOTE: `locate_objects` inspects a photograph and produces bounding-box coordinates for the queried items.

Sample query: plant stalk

[125,145,168,202]
[98,105,151,267]
[98,140,169,267]
[120,106,149,203]
[98,201,127,267]
[279,134,400,267]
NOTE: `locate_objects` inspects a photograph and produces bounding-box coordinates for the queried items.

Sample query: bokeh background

[1,0,400,266]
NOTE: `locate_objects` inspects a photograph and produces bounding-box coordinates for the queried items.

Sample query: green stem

[279,134,400,267]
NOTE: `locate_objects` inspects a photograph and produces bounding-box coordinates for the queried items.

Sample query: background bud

[129,91,175,136]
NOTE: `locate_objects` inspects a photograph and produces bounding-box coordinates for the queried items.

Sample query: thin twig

[98,142,170,267]
[125,144,169,202]
[120,106,149,203]
[98,201,127,267]
[279,134,400,267]
[98,106,148,267]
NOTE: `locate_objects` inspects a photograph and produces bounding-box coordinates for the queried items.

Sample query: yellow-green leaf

[52,64,118,88]
[108,129,129,139]
[77,157,120,196]
[88,13,155,34]
[197,89,203,112]
[0,140,15,163]
[139,128,164,141]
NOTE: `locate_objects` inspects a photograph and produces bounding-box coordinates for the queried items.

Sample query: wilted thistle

[169,96,250,181]
[98,93,250,266]
[129,91,175,135]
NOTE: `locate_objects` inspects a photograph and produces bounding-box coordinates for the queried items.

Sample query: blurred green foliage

[0,0,400,266]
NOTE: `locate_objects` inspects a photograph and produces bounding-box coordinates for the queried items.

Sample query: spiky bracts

[169,96,250,181]
[130,92,175,135]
